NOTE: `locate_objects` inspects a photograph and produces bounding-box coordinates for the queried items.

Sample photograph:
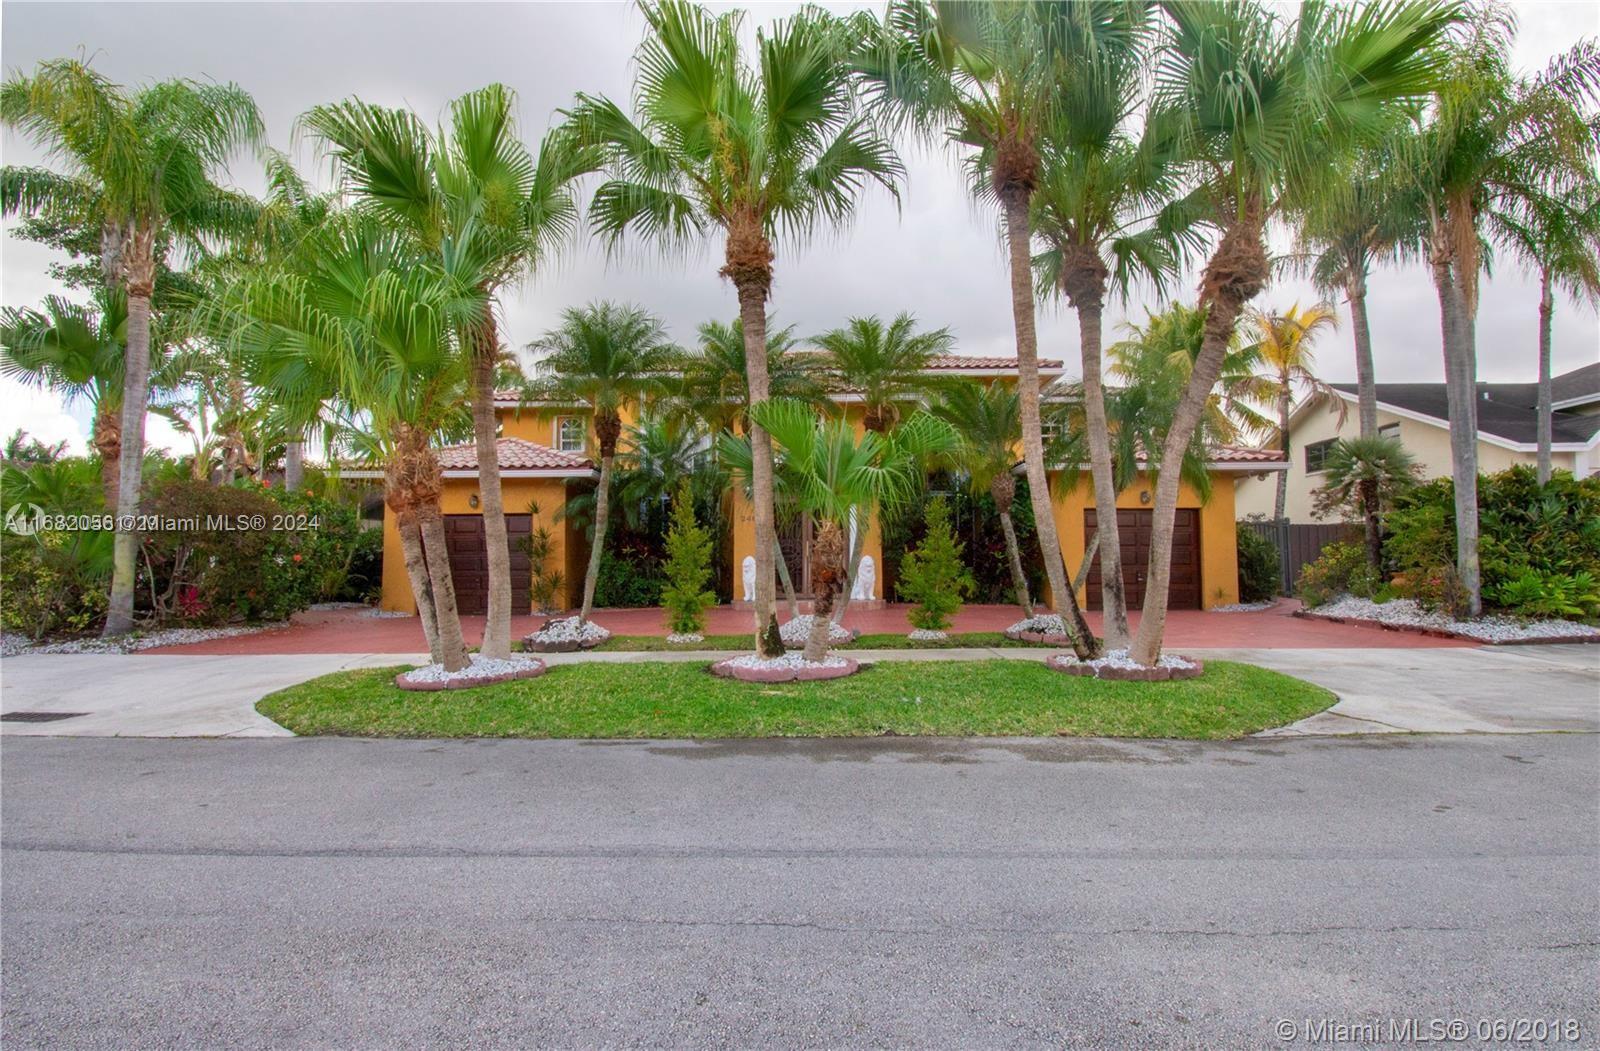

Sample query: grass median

[257,659,1333,741]
[589,631,1037,652]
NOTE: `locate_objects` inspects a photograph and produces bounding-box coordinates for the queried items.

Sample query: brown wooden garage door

[1083,508,1200,611]
[439,514,532,616]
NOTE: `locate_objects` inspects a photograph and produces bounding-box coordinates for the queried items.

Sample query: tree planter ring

[395,659,548,692]
[1046,653,1205,682]
[709,656,861,683]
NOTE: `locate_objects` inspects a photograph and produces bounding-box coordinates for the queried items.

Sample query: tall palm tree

[1492,185,1600,483]
[2,59,264,635]
[815,313,952,432]
[737,399,954,661]
[301,84,596,661]
[531,302,678,625]
[674,318,823,437]
[1246,302,1340,519]
[567,0,902,657]
[1312,435,1420,576]
[229,219,482,670]
[932,381,1034,617]
[1126,0,1456,665]
[1404,17,1600,615]
[861,0,1098,657]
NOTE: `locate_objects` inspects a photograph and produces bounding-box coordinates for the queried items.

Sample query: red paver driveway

[145,600,1474,654]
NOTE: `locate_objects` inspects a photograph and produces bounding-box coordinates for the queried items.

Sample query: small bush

[520,502,565,615]
[1296,541,1379,608]
[0,531,111,639]
[1491,568,1600,620]
[660,484,717,635]
[592,542,664,608]
[1236,524,1280,602]
[897,497,974,632]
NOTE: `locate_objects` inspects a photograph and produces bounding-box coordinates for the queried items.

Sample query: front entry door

[776,515,812,595]
[1084,508,1200,611]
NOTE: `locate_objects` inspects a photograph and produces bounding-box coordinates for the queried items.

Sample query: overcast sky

[4,1,1598,454]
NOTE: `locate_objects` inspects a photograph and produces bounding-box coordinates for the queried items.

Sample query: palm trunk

[1536,268,1554,485]
[1274,385,1291,519]
[1001,190,1095,659]
[773,536,801,618]
[579,452,614,622]
[102,229,154,637]
[1130,209,1269,666]
[1075,529,1101,595]
[472,318,513,660]
[830,510,868,626]
[284,440,305,492]
[1432,248,1482,618]
[417,504,469,672]
[991,476,1033,618]
[1074,294,1128,648]
[1360,480,1382,576]
[802,519,844,662]
[395,506,443,663]
[1347,270,1378,439]
[92,402,121,509]
[735,280,782,657]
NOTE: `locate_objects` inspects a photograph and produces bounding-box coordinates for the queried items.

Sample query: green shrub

[1385,466,1600,619]
[660,484,717,635]
[0,531,111,639]
[1236,524,1280,602]
[1296,541,1379,608]
[519,502,565,615]
[592,543,664,607]
[897,497,974,632]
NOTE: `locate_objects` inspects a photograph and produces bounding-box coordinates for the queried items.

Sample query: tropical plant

[734,399,955,660]
[815,313,952,432]
[1311,435,1420,576]
[861,0,1098,657]
[1297,540,1379,608]
[520,500,566,616]
[531,302,678,624]
[1246,302,1341,519]
[301,84,596,660]
[1124,0,1456,664]
[661,483,717,636]
[675,318,823,437]
[2,59,266,635]
[1235,524,1280,604]
[1,430,69,468]
[897,495,973,633]
[1402,13,1600,615]
[567,0,902,656]
[931,380,1034,617]
[612,413,714,536]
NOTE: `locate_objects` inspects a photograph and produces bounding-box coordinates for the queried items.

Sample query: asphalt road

[3,734,1597,1049]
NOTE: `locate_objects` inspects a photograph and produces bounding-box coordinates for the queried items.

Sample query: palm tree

[567,0,902,657]
[1125,0,1456,665]
[674,318,823,437]
[861,0,1099,658]
[1492,185,1600,483]
[1404,17,1600,616]
[932,381,1034,617]
[815,313,952,432]
[301,84,596,661]
[1029,2,1196,649]
[2,59,265,635]
[229,219,482,670]
[738,399,954,661]
[531,302,678,625]
[1246,302,1340,519]
[1312,436,1420,576]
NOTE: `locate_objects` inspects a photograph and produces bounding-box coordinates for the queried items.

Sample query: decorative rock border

[1003,628,1074,646]
[1046,653,1205,682]
[1292,608,1600,646]
[709,656,861,683]
[395,659,548,692]
[521,617,609,653]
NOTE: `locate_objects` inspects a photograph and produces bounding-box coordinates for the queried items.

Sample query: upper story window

[1379,422,1401,443]
[1304,438,1336,474]
[555,416,586,454]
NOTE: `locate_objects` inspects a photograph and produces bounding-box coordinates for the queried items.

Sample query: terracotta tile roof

[436,437,595,473]
[1207,445,1287,464]
[924,354,1064,371]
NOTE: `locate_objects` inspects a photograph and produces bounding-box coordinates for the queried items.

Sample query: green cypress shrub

[897,496,974,632]
[660,483,717,635]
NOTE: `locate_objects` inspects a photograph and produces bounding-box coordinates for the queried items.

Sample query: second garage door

[1083,508,1200,611]
[439,514,532,616]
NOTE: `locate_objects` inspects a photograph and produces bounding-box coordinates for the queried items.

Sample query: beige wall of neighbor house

[1235,396,1582,523]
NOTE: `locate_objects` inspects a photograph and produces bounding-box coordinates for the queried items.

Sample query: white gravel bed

[779,615,854,646]
[1314,595,1600,642]
[724,650,850,671]
[5,622,287,656]
[665,632,705,645]
[362,609,413,619]
[401,654,546,684]
[527,617,612,645]
[1056,647,1198,672]
[1007,613,1067,635]
[1208,599,1278,613]
[907,628,948,641]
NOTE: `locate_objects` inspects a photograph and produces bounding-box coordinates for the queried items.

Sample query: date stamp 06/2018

[1275,1018,1584,1044]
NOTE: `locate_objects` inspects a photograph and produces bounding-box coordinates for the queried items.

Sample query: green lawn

[592,631,1036,652]
[258,659,1333,741]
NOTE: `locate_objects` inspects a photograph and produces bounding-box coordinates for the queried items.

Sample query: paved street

[4,734,1596,1048]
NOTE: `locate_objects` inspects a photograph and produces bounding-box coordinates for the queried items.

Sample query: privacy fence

[1239,518,1361,595]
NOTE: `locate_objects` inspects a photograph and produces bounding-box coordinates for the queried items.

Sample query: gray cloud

[4,1,1596,449]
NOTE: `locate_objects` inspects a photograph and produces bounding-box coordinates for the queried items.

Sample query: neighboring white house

[1236,362,1600,522]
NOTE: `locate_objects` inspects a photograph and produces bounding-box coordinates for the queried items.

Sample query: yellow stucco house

[362,355,1278,615]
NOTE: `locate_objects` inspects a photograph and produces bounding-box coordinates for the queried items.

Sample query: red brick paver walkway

[145,600,1474,654]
